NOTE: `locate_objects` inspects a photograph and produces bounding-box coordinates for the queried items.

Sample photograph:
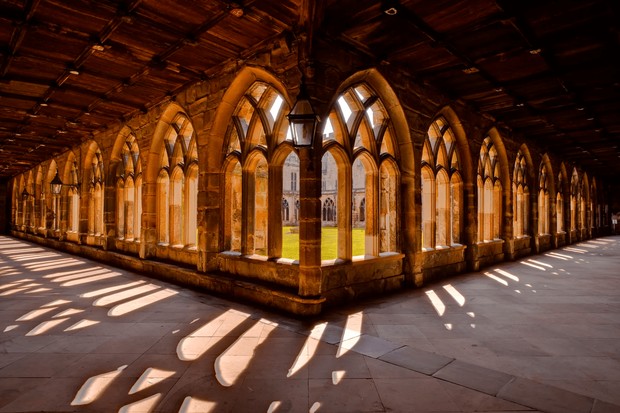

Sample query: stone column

[198,171,220,272]
[140,181,157,259]
[298,146,322,297]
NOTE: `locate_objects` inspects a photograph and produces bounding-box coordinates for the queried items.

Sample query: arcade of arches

[8,64,612,316]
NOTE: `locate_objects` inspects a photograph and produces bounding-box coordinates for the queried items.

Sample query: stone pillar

[298,146,322,297]
[199,171,221,272]
[140,181,157,259]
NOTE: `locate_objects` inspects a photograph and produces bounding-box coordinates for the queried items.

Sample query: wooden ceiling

[1,0,619,181]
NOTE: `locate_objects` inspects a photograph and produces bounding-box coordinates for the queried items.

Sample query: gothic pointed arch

[477,130,508,242]
[219,74,293,259]
[321,69,407,260]
[147,104,199,253]
[111,127,142,242]
[513,144,534,238]
[422,109,470,250]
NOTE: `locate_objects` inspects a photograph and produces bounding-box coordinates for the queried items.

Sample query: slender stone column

[298,146,322,297]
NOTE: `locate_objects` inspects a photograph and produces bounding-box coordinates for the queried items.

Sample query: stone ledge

[11,231,325,316]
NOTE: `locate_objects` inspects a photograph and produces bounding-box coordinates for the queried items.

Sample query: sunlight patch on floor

[108,289,177,317]
[215,320,262,386]
[17,306,58,321]
[336,312,363,358]
[179,396,217,413]
[484,272,508,286]
[332,370,346,385]
[26,317,69,336]
[442,284,465,306]
[80,281,145,298]
[93,284,160,307]
[64,319,100,332]
[129,367,176,394]
[71,365,127,405]
[288,331,322,377]
[425,290,446,316]
[118,393,161,413]
[494,268,519,281]
[520,260,546,271]
[62,273,121,287]
[53,308,84,318]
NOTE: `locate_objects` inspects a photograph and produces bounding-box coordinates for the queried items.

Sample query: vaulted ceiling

[1,0,619,181]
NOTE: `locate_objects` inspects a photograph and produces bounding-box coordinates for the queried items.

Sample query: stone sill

[477,239,504,245]
[422,244,467,254]
[322,252,404,267]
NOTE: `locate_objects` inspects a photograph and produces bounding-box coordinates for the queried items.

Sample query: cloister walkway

[0,235,619,412]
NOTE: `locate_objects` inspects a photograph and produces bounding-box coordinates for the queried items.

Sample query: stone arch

[513,144,534,238]
[145,102,191,186]
[538,154,555,237]
[207,67,292,173]
[327,68,414,174]
[324,69,413,263]
[485,128,510,200]
[430,106,474,187]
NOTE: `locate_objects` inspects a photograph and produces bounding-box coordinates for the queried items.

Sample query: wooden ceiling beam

[0,0,42,77]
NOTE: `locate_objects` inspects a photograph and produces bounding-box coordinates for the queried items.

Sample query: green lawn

[282,226,365,261]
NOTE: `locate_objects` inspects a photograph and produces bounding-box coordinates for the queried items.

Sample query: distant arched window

[478,137,502,241]
[323,198,336,222]
[157,113,198,247]
[282,198,289,222]
[422,117,463,249]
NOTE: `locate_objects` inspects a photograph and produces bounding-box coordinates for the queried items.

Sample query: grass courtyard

[281,226,365,261]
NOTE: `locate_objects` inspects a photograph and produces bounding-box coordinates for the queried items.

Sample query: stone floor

[0,235,619,413]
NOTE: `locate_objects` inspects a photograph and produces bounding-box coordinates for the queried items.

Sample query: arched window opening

[450,173,462,245]
[282,151,300,251]
[157,171,170,244]
[379,159,399,253]
[251,156,269,255]
[352,158,366,231]
[186,164,198,246]
[170,167,184,246]
[224,161,242,252]
[320,150,343,260]
[421,166,435,249]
